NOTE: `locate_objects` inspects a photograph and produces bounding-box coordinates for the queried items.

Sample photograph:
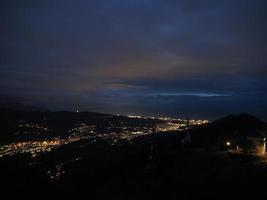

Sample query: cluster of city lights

[0,140,62,158]
[0,116,209,159]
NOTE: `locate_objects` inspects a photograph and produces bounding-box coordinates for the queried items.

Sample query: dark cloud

[0,0,267,119]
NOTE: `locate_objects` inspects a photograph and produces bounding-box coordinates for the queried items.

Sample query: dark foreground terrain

[1,110,267,199]
[1,134,267,199]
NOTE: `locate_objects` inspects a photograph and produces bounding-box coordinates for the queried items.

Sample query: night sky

[1,0,267,120]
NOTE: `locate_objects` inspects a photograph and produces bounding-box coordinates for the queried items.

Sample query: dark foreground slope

[1,113,267,199]
[1,132,267,199]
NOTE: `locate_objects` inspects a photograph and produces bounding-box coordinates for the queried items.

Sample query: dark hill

[0,109,161,143]
[189,113,267,148]
[212,113,265,132]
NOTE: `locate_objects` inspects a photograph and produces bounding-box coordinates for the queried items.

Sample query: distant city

[0,113,208,158]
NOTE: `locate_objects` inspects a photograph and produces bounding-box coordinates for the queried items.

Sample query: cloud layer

[1,0,267,119]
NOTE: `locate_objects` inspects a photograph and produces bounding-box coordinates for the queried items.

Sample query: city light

[0,115,209,159]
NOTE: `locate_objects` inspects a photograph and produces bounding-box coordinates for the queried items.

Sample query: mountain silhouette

[190,113,267,148]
